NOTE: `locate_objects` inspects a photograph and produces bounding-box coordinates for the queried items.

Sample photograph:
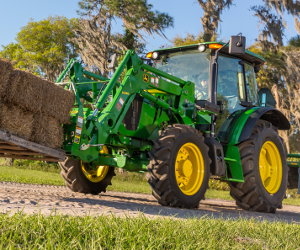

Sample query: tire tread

[59,158,115,195]
[229,120,287,213]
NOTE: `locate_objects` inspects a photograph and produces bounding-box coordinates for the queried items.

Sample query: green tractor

[58,35,293,213]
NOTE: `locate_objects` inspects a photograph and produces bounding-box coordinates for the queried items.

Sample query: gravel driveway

[0,182,299,223]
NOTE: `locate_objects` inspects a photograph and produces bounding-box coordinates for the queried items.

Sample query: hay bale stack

[0,102,34,140]
[1,59,75,122]
[41,81,75,123]
[7,69,45,113]
[0,58,75,149]
[0,60,13,98]
[31,114,64,149]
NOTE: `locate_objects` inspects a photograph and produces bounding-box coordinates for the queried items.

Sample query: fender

[218,107,290,145]
[218,107,290,182]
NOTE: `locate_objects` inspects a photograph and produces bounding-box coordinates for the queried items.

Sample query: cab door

[244,62,259,106]
[215,55,247,131]
[216,55,246,113]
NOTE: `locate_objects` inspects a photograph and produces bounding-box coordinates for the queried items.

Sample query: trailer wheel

[147,124,210,208]
[229,120,288,213]
[59,147,115,194]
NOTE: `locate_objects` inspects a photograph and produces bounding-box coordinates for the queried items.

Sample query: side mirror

[229,36,246,55]
[258,88,276,107]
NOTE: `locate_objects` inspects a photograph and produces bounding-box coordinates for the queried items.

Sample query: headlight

[146,51,159,60]
[152,52,159,59]
[198,44,206,52]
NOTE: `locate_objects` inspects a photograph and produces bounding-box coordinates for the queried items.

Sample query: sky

[0,0,298,52]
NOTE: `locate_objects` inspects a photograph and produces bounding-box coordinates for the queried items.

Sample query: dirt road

[0,182,299,223]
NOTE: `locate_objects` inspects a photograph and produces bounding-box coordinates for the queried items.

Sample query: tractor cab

[146,40,265,115]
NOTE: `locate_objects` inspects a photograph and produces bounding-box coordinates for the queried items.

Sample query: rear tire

[147,124,210,208]
[229,120,288,213]
[59,158,115,194]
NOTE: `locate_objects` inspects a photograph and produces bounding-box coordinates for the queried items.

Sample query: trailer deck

[287,154,300,168]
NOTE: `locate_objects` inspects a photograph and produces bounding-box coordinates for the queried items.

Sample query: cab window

[217,56,245,113]
[244,63,258,105]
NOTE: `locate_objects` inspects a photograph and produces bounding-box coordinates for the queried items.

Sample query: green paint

[57,43,271,185]
[222,107,259,182]
[228,107,259,145]
[60,50,198,171]
[287,154,300,168]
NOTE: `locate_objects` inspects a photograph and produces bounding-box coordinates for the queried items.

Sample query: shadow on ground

[63,192,300,223]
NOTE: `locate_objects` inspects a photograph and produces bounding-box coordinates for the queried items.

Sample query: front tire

[229,120,288,213]
[147,124,210,208]
[59,158,115,194]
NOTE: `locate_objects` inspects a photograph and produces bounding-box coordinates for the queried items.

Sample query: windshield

[153,50,211,100]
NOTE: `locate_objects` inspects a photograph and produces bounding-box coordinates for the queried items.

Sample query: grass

[0,213,299,249]
[0,158,60,173]
[0,165,151,193]
[0,165,299,205]
[0,165,64,186]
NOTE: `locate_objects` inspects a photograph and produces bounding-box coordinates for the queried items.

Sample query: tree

[251,6,285,48]
[72,12,116,75]
[197,0,233,42]
[74,0,173,76]
[263,0,300,16]
[262,0,300,38]
[289,35,300,47]
[172,34,205,47]
[101,0,173,39]
[251,0,300,152]
[295,17,300,33]
[0,17,78,81]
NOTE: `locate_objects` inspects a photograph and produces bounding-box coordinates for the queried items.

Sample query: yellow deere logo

[143,74,149,82]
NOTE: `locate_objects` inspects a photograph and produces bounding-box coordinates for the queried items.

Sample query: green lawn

[0,165,64,186]
[0,165,299,205]
[0,213,299,249]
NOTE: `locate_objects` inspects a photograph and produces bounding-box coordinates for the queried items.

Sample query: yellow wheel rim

[259,141,282,194]
[175,142,205,196]
[81,146,110,183]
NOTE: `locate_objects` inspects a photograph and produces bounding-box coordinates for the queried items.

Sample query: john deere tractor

[58,36,293,213]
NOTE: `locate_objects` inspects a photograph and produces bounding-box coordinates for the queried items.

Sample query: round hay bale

[0,59,13,98]
[0,102,34,140]
[31,114,63,149]
[6,70,44,113]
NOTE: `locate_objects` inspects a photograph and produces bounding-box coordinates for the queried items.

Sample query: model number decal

[74,116,84,144]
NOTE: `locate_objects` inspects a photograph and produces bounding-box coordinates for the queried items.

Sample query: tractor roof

[152,41,265,66]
